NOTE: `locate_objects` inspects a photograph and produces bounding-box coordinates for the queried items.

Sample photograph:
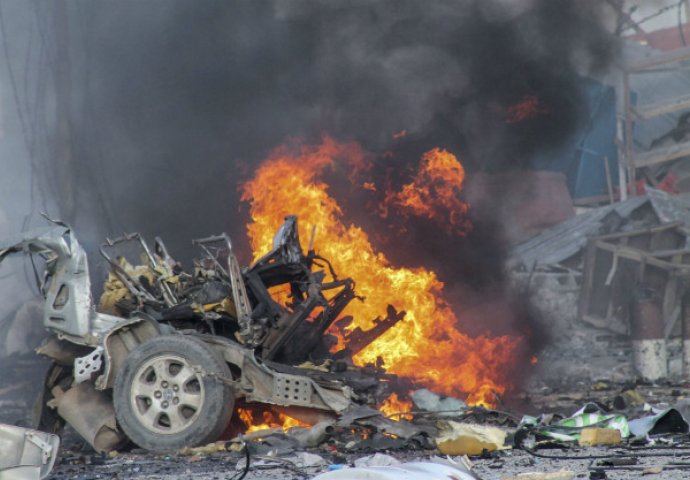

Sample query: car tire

[113,334,234,452]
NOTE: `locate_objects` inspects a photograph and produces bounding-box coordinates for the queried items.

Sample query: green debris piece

[518,403,630,443]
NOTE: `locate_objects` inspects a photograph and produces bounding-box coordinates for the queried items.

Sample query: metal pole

[631,287,668,381]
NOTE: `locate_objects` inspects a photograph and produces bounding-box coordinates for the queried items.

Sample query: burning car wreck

[0,215,405,453]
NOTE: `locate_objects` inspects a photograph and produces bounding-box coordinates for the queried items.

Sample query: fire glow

[382,147,472,236]
[240,137,521,410]
[238,407,309,434]
[502,95,550,124]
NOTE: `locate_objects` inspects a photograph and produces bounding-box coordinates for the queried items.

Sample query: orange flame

[379,393,413,420]
[240,137,521,406]
[502,95,550,123]
[383,148,471,236]
[237,407,310,433]
[362,181,377,192]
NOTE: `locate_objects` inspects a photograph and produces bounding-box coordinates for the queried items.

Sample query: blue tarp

[531,79,619,199]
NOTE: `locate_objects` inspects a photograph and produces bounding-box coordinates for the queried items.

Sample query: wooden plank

[627,45,690,72]
[633,140,690,168]
[594,241,678,270]
[653,248,690,261]
[596,222,682,243]
[578,241,598,321]
[633,93,690,119]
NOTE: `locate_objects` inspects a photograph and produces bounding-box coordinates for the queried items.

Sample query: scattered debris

[289,451,328,468]
[6,186,690,480]
[502,470,575,480]
[353,453,400,468]
[518,404,629,445]
[285,420,335,448]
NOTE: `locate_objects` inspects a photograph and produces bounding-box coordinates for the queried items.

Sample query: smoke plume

[0,1,619,379]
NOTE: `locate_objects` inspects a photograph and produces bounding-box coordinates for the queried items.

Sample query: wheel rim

[130,354,205,435]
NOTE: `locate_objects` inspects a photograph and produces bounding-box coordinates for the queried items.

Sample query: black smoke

[2,0,617,256]
[2,0,618,388]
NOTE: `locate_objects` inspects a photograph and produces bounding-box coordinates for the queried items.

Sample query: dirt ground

[45,446,690,480]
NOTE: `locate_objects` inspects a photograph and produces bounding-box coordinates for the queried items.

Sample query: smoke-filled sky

[0,0,625,374]
[1,0,617,256]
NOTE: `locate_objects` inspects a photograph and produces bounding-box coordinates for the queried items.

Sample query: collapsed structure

[510,188,690,386]
[0,215,406,453]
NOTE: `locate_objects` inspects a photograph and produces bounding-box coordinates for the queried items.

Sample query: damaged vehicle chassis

[0,216,393,453]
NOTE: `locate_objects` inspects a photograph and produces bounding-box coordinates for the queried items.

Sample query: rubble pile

[4,359,690,479]
[510,188,690,387]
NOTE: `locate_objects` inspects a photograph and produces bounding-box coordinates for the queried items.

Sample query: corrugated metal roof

[509,196,649,268]
[646,187,690,224]
[509,188,690,268]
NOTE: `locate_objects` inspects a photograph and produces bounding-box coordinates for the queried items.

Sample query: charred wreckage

[0,216,409,453]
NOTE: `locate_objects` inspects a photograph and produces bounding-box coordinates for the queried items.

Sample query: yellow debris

[98,256,159,314]
[590,381,610,391]
[435,421,507,456]
[297,360,332,372]
[578,427,621,446]
[620,389,645,407]
[178,441,227,455]
[502,470,575,480]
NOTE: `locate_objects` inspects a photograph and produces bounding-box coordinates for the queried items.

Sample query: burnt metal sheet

[646,188,690,229]
[509,195,649,268]
[510,189,690,269]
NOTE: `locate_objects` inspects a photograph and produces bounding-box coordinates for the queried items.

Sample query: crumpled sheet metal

[52,382,128,453]
[628,408,689,438]
[336,405,382,425]
[337,404,437,440]
[0,423,59,480]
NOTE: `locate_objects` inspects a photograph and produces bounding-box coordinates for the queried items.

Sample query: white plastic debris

[411,388,467,415]
[353,453,400,468]
[291,451,328,468]
[312,459,480,480]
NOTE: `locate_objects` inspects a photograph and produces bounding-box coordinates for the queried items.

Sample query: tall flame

[240,137,521,406]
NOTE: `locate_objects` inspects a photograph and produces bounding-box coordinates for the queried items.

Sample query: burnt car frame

[0,216,393,453]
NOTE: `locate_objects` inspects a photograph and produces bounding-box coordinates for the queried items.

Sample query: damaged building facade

[505,42,690,392]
